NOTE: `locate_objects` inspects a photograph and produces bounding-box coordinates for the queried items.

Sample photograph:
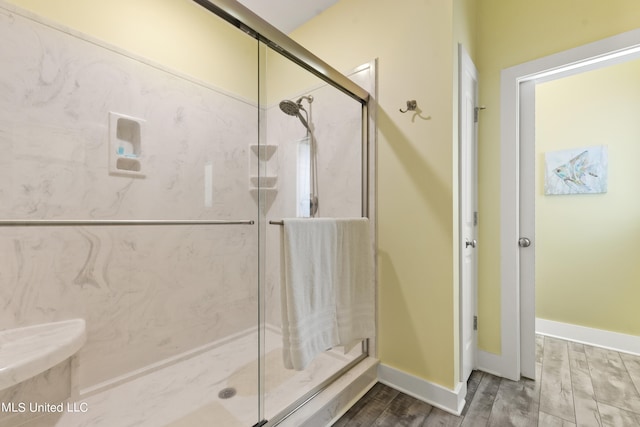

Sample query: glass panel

[0,3,260,427]
[261,44,366,422]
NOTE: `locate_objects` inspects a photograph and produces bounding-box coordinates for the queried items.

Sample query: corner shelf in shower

[249,144,278,211]
[250,176,278,188]
[249,188,277,211]
[249,188,278,196]
[0,319,86,390]
[249,144,277,160]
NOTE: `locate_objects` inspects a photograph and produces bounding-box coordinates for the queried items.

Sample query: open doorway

[499,28,640,380]
[534,60,640,346]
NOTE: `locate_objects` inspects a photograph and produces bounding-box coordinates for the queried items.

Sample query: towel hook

[399,100,417,113]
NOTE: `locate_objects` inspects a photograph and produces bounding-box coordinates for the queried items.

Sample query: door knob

[465,239,477,248]
[518,237,531,248]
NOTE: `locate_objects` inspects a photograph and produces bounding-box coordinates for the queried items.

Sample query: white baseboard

[536,318,640,356]
[377,364,466,415]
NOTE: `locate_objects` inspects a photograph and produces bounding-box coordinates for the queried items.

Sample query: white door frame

[459,44,478,383]
[498,28,640,381]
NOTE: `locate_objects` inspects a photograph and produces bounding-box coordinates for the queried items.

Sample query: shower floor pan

[31,327,362,427]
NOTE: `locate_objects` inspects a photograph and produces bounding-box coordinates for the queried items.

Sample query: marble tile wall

[0,6,259,389]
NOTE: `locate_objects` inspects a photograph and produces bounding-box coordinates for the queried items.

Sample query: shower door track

[0,219,255,227]
[265,342,369,427]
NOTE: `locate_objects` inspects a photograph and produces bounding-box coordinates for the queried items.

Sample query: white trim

[499,28,640,382]
[377,364,466,416]
[536,318,640,356]
[499,63,522,381]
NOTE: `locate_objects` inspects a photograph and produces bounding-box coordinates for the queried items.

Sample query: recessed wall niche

[109,112,145,177]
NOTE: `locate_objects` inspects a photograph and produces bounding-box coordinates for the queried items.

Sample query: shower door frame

[190,0,370,103]
[191,1,374,426]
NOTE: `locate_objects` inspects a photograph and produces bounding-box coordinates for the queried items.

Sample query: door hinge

[473,315,478,331]
[473,211,478,226]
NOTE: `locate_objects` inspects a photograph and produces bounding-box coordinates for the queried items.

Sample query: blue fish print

[553,150,599,191]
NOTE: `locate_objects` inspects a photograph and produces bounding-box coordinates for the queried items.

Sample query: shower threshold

[30,327,362,426]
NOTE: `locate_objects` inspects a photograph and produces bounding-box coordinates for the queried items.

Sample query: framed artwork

[544,145,608,195]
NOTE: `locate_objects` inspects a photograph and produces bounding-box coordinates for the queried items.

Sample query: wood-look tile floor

[333,335,640,426]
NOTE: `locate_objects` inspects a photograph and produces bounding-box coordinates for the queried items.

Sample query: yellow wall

[476,0,640,354]
[5,0,259,100]
[535,59,640,336]
[294,0,476,389]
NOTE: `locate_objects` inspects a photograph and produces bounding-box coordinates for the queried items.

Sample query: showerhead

[279,98,310,130]
[279,100,300,116]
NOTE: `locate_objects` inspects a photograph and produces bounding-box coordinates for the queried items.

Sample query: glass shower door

[259,43,368,424]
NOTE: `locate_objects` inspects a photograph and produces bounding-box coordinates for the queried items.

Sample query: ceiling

[237,0,339,33]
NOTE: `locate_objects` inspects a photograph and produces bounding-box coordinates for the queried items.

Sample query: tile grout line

[484,376,503,427]
[476,371,488,427]
[567,339,580,426]
[536,336,546,427]
[460,371,490,427]
[537,338,544,425]
[540,336,545,425]
[620,352,640,403]
[600,348,640,417]
[561,338,577,424]
[371,389,404,426]
[583,342,604,424]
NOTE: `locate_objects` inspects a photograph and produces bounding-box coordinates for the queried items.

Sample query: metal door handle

[518,237,531,248]
[465,239,477,248]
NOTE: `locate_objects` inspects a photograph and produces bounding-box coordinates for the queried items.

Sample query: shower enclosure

[0,0,375,426]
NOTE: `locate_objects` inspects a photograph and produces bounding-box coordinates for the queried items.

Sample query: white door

[459,45,478,382]
[519,80,536,380]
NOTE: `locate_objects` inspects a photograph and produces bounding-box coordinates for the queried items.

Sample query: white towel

[280,218,374,370]
[335,219,375,351]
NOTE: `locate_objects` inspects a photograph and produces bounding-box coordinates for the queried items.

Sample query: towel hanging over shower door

[280,217,374,371]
